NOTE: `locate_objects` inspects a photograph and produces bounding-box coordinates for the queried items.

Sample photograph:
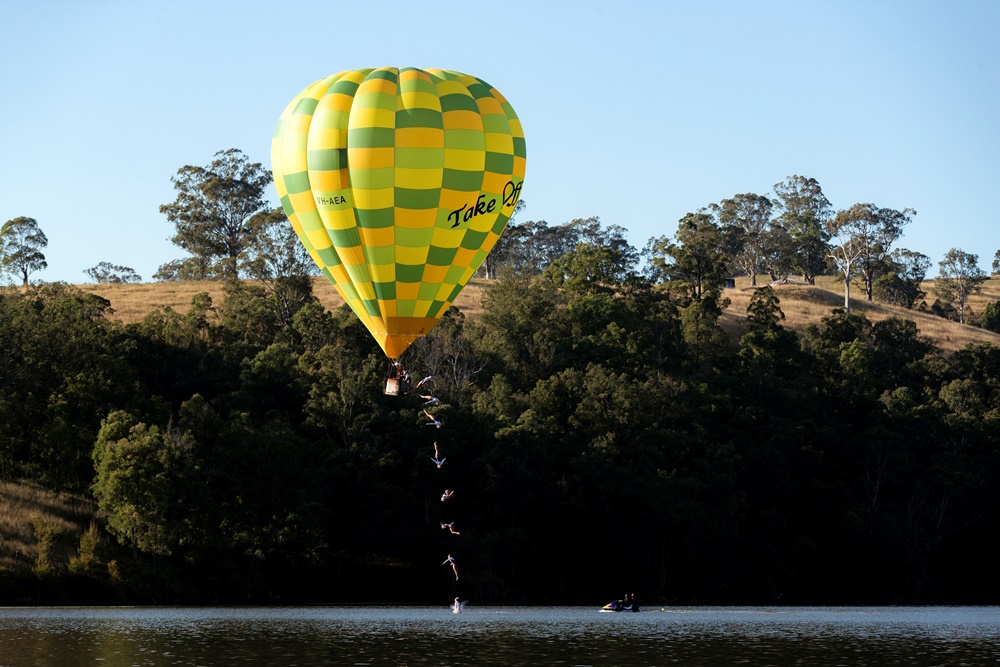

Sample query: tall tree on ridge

[160,148,272,280]
[716,193,773,287]
[852,204,915,301]
[826,205,867,312]
[0,216,48,286]
[936,248,988,325]
[772,175,832,285]
[648,210,738,301]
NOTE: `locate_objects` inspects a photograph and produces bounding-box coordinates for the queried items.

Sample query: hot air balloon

[271,67,525,388]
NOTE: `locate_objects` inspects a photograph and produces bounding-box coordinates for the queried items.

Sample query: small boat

[601,599,640,612]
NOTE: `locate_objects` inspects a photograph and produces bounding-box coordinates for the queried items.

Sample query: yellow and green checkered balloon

[272,67,526,359]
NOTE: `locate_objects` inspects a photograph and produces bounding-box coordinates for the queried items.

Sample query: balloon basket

[385,363,411,396]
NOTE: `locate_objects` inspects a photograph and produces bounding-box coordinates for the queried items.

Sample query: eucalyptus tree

[0,216,48,286]
[936,248,988,324]
[716,193,773,286]
[844,203,915,301]
[160,148,272,280]
[648,210,738,300]
[84,262,142,284]
[241,207,319,327]
[982,302,1000,333]
[772,175,832,284]
[480,199,526,279]
[826,205,867,311]
[872,248,930,309]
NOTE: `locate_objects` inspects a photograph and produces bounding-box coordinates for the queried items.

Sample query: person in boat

[440,522,460,535]
[424,410,443,429]
[441,489,455,502]
[443,555,458,580]
[431,442,446,468]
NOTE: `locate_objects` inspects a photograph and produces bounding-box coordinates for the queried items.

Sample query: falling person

[424,410,443,429]
[443,554,459,580]
[420,394,441,406]
[416,375,434,389]
[440,522,460,535]
[441,489,455,502]
[430,442,446,468]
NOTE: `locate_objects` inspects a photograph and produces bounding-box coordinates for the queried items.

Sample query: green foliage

[543,242,632,293]
[0,284,138,490]
[679,295,729,367]
[69,521,103,576]
[772,175,832,284]
[91,411,188,556]
[481,216,637,279]
[84,261,142,284]
[716,192,774,286]
[3,244,1000,605]
[160,149,272,280]
[936,248,988,324]
[32,519,69,576]
[981,301,1000,333]
[648,210,736,300]
[0,216,48,286]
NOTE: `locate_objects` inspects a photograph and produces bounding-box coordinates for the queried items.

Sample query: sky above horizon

[2,0,998,284]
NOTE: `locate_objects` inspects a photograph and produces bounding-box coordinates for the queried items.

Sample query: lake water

[0,606,998,666]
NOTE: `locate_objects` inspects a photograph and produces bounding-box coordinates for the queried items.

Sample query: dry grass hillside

[77,277,487,323]
[0,480,94,573]
[75,275,1000,355]
[719,275,1000,353]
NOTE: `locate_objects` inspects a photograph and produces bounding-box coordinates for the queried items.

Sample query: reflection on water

[0,606,998,666]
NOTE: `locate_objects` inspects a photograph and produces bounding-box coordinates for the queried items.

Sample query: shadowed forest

[4,162,1000,605]
[1,264,999,605]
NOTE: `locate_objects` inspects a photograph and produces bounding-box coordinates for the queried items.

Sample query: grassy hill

[76,274,1000,355]
[0,480,94,576]
[720,275,1000,353]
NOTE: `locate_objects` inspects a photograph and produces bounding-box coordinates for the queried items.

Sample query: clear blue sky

[2,0,997,284]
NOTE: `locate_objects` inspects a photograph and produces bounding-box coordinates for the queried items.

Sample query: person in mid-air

[440,522,460,535]
[420,394,441,406]
[441,489,455,502]
[431,442,446,468]
[416,375,433,389]
[424,410,442,429]
[442,554,458,580]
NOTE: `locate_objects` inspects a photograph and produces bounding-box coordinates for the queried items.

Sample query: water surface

[1,605,997,666]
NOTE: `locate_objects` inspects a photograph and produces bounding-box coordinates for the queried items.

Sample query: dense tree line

[1,227,999,604]
[2,156,1000,604]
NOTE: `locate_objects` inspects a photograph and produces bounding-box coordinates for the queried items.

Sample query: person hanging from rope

[440,522,460,535]
[424,409,443,429]
[431,442,446,468]
[442,554,459,580]
[441,489,455,502]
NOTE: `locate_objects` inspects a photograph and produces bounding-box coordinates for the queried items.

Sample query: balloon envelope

[271,67,526,358]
